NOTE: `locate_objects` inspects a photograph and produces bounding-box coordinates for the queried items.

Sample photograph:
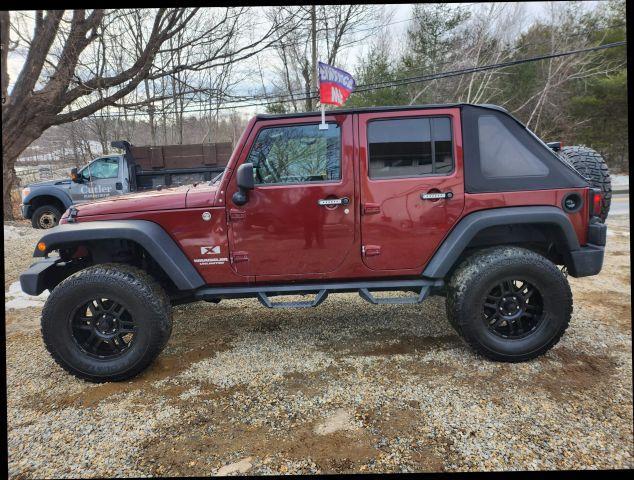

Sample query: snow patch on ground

[215,457,253,476]
[612,174,629,189]
[4,225,29,241]
[313,408,361,435]
[5,281,49,310]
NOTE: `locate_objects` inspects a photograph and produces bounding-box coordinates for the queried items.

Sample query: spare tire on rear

[558,145,611,222]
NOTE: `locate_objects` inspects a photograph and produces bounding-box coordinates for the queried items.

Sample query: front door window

[248,124,341,184]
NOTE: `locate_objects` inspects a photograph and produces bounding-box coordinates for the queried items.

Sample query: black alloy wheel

[70,297,137,358]
[482,279,544,339]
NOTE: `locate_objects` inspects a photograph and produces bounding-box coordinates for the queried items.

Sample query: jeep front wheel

[446,246,572,362]
[32,205,62,229]
[41,264,172,382]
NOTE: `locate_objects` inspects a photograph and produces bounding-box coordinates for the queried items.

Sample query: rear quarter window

[478,115,549,178]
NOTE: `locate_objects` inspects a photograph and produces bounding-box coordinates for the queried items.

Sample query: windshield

[79,156,120,181]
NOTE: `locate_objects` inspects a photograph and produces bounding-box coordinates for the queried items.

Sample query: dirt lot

[5,214,632,477]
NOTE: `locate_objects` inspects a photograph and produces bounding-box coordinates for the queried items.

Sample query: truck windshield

[80,157,120,180]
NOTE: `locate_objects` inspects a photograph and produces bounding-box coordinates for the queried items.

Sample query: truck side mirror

[70,168,81,183]
[232,163,254,206]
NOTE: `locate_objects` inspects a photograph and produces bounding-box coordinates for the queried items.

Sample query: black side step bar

[193,278,444,309]
[359,286,430,305]
[257,289,329,309]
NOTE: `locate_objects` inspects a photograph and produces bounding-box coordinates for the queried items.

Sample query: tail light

[590,189,602,217]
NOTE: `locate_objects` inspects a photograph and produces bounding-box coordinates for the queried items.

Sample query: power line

[88,40,626,118]
[241,15,626,102]
[137,22,628,110]
[355,40,627,92]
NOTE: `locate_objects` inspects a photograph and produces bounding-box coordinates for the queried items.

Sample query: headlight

[21,188,30,200]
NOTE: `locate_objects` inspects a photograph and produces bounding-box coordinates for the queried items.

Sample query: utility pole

[310,4,317,111]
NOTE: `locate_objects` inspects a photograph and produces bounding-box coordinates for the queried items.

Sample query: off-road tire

[446,246,572,362]
[31,205,62,229]
[41,264,172,382]
[559,145,611,222]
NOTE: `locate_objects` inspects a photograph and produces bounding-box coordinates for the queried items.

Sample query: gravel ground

[5,215,632,477]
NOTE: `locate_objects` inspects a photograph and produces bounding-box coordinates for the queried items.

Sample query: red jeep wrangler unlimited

[21,104,609,382]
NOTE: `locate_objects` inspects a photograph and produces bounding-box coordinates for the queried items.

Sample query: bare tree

[2,8,299,218]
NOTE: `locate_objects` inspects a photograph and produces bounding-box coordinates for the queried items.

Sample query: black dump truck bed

[113,140,232,190]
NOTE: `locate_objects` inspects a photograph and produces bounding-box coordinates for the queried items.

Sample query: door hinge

[229,209,246,221]
[231,251,249,263]
[363,203,381,215]
[362,245,381,257]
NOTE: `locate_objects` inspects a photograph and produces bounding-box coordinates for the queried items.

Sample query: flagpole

[319,104,327,130]
[317,62,328,130]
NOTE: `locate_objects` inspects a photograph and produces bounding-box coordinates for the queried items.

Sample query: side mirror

[232,163,254,206]
[70,168,81,183]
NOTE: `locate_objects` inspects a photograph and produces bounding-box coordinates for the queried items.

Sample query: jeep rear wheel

[41,264,172,382]
[32,205,62,229]
[559,145,611,222]
[446,246,572,362]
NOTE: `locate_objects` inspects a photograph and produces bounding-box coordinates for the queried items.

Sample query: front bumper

[20,257,61,296]
[20,203,33,219]
[19,256,84,296]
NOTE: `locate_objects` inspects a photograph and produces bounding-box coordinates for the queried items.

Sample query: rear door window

[478,115,549,178]
[367,117,453,178]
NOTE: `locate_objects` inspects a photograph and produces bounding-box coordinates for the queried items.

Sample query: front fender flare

[422,206,581,279]
[33,220,205,291]
[23,186,73,209]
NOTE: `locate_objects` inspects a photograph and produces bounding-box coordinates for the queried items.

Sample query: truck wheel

[559,145,611,222]
[446,246,572,362]
[41,264,172,382]
[31,205,62,229]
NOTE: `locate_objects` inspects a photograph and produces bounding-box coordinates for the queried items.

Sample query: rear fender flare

[423,206,580,278]
[34,220,204,291]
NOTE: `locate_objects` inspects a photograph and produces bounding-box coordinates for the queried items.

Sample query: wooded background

[1,2,627,218]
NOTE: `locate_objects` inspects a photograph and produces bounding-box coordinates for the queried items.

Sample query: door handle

[318,197,349,206]
[421,191,453,200]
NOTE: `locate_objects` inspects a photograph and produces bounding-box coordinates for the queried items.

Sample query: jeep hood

[69,182,221,218]
[72,185,191,217]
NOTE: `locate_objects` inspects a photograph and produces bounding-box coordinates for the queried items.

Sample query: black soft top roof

[256,103,509,120]
[257,103,588,193]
